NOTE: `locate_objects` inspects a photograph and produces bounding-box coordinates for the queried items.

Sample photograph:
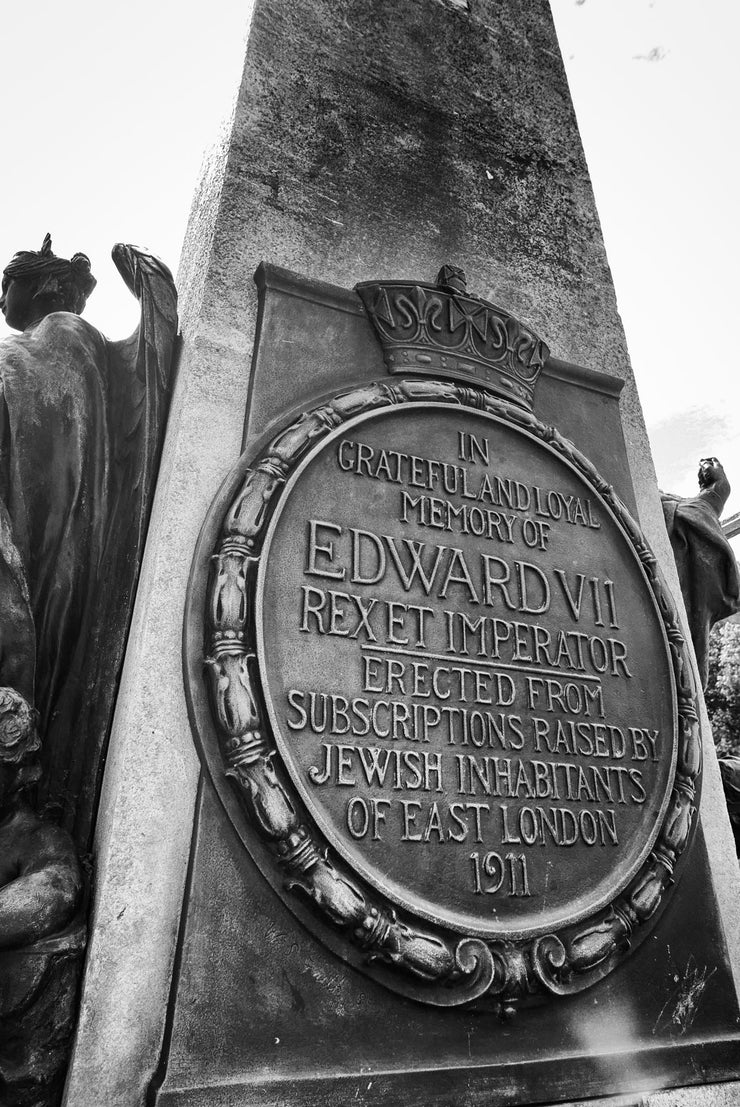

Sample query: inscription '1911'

[470,851,530,897]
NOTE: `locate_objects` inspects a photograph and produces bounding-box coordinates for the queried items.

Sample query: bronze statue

[662,457,740,687]
[0,235,177,1103]
[0,234,178,844]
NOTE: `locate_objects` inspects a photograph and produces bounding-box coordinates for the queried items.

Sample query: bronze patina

[0,234,178,1103]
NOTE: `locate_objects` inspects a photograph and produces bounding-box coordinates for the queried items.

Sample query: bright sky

[549,0,740,520]
[1,0,737,527]
[0,0,249,335]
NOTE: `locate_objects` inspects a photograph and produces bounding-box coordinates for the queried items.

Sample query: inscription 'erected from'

[257,407,676,936]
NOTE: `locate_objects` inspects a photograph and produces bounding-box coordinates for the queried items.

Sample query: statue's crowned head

[1,233,97,331]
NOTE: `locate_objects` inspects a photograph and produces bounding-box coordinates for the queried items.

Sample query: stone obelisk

[64,2,740,1104]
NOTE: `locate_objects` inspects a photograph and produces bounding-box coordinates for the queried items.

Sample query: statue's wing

[48,245,179,844]
[106,244,179,563]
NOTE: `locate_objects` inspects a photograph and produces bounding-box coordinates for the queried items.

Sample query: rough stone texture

[64,0,740,1103]
[559,1083,740,1107]
[206,0,630,370]
[648,1085,740,1107]
[558,1089,740,1107]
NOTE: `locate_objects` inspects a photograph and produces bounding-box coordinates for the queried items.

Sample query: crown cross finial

[436,264,467,295]
[355,266,549,411]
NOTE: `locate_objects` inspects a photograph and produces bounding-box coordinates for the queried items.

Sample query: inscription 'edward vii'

[305,521,617,622]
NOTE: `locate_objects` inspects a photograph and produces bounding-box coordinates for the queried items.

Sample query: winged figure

[0,234,178,847]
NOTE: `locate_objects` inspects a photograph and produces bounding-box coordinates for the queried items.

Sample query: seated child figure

[0,688,84,1107]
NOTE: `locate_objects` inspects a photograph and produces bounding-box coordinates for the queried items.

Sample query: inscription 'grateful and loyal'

[257,405,678,938]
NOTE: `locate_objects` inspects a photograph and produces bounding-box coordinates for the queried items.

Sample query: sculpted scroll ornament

[202,377,702,1010]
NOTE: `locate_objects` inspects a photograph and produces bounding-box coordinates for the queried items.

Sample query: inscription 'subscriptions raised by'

[190,379,701,1009]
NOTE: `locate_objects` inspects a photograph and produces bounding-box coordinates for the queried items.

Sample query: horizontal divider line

[360,643,603,683]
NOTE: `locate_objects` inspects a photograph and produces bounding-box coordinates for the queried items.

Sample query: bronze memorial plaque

[191,274,700,1009]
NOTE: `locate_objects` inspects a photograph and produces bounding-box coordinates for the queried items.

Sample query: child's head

[0,687,40,804]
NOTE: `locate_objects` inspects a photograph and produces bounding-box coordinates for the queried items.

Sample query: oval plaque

[187,379,701,1008]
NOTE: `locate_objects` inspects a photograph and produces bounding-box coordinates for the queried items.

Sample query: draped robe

[662,481,740,687]
[0,247,177,847]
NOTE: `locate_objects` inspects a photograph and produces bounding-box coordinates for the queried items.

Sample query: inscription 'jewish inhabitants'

[199,376,700,1008]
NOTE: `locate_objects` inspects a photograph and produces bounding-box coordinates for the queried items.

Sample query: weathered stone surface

[204,0,630,369]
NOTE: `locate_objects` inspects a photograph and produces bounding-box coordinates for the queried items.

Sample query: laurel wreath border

[202,377,701,1009]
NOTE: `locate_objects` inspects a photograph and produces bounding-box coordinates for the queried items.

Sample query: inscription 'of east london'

[257,407,675,937]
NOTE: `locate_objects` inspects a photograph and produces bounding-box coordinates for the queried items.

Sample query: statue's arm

[0,823,82,949]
